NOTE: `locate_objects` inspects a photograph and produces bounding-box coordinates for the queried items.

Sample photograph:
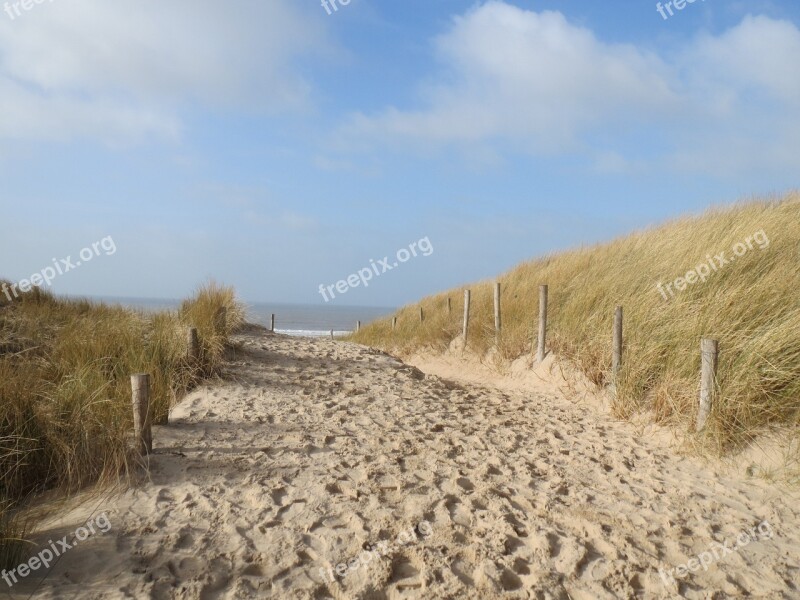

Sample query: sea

[86,297,396,337]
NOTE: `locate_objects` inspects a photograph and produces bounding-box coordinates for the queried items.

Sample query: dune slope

[353,194,800,454]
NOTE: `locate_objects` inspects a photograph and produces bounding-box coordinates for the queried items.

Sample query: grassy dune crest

[0,282,243,567]
[353,193,800,453]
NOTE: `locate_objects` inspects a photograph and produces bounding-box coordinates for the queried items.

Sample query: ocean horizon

[80,295,395,337]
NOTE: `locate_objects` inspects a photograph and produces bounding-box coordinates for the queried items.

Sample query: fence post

[612,306,623,378]
[419,307,424,323]
[447,297,452,315]
[494,282,502,342]
[392,317,397,331]
[356,320,361,332]
[697,338,719,431]
[187,327,200,362]
[462,289,471,348]
[537,285,548,363]
[131,374,153,456]
[271,314,275,332]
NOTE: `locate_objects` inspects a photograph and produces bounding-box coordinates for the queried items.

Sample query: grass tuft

[0,281,243,567]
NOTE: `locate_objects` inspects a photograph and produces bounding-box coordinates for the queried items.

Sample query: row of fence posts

[130,297,718,454]
[132,306,364,456]
[131,324,202,458]
[380,282,720,433]
[130,308,235,459]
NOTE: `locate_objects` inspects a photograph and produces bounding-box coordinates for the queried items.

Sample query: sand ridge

[13,325,800,599]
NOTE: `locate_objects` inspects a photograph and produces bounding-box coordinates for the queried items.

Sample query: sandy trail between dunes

[12,326,800,599]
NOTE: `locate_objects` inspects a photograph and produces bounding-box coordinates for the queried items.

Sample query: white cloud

[666,15,800,174]
[0,0,329,143]
[338,2,800,176]
[341,3,678,153]
[688,15,800,107]
[0,79,180,142]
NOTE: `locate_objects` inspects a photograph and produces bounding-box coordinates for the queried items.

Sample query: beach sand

[12,325,800,599]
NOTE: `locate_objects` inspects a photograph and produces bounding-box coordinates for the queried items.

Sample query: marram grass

[353,193,800,457]
[0,282,243,568]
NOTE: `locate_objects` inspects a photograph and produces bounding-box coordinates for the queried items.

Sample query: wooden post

[356,320,361,332]
[612,306,623,378]
[419,307,424,323]
[270,314,275,332]
[447,297,452,315]
[462,290,471,348]
[131,374,153,455]
[187,327,200,362]
[330,329,334,340]
[392,317,397,331]
[537,285,548,363]
[494,282,501,342]
[697,338,719,431]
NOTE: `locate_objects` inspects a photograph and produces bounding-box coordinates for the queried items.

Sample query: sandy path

[12,325,800,599]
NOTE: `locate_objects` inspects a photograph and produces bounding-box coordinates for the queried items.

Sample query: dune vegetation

[0,282,244,568]
[353,193,800,458]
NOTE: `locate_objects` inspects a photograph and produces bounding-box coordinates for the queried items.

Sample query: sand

[10,325,800,599]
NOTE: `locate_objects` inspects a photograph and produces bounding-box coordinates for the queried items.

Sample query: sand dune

[12,325,799,599]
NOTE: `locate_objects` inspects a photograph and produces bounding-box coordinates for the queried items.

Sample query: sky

[1,0,798,307]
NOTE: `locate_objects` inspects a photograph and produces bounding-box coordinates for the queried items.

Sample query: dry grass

[353,193,800,456]
[0,282,243,568]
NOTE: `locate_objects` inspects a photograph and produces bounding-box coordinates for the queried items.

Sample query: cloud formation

[340,2,800,175]
[0,0,327,143]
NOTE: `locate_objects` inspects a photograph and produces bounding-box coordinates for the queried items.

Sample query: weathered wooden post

[697,338,719,431]
[537,285,548,363]
[270,314,275,332]
[131,374,153,455]
[187,327,200,362]
[494,282,502,342]
[447,297,452,316]
[392,317,397,331]
[356,320,361,332]
[462,289,471,348]
[612,306,623,378]
[419,307,424,323]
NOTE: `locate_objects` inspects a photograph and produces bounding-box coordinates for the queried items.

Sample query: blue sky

[1,0,798,306]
